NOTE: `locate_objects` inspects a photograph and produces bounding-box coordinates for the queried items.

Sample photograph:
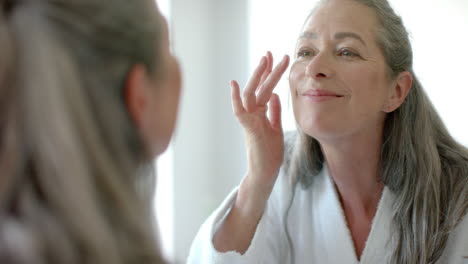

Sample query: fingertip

[269,93,282,128]
[231,81,245,114]
[271,93,281,105]
[267,52,274,69]
[230,81,240,97]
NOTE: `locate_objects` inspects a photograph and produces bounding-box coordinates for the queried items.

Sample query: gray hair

[0,0,166,263]
[287,0,468,263]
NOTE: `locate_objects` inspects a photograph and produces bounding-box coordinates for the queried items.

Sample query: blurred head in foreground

[0,0,181,263]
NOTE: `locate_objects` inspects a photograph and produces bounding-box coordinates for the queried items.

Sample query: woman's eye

[296,50,314,58]
[338,48,359,58]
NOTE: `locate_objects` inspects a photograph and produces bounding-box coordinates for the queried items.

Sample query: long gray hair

[287,0,468,263]
[0,0,166,263]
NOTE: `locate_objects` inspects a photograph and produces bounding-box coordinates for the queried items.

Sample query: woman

[0,0,180,263]
[188,0,468,263]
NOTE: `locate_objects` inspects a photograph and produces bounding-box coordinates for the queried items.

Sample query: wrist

[235,173,274,219]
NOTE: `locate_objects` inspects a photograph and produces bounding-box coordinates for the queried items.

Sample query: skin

[290,1,411,257]
[125,5,182,158]
[213,0,412,260]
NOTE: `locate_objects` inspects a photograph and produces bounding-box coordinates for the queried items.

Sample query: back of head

[0,0,166,263]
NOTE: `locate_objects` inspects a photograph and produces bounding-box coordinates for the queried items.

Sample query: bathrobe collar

[313,164,395,263]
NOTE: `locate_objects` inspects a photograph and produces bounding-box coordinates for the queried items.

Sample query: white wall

[169,0,249,262]
[389,0,468,146]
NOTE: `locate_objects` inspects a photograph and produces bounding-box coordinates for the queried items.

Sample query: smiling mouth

[301,89,344,102]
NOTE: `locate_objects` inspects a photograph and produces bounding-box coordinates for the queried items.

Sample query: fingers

[259,51,273,88]
[257,55,290,106]
[243,56,267,112]
[231,80,245,117]
[268,93,282,130]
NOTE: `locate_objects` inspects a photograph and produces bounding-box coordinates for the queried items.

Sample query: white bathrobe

[187,165,468,264]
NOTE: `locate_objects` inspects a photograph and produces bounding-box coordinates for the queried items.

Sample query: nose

[305,53,333,80]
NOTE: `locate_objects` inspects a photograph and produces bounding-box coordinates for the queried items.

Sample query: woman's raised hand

[230,51,290,210]
[213,52,290,253]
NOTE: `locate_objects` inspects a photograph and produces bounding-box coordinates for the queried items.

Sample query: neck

[319,127,385,217]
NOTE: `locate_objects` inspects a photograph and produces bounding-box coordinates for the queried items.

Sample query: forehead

[302,0,378,40]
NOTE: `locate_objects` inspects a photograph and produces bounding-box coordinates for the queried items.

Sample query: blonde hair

[286,0,468,263]
[0,0,166,263]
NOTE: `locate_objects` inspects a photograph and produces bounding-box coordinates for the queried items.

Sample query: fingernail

[260,56,266,65]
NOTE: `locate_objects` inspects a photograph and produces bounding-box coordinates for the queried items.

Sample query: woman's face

[289,0,393,142]
[147,9,182,156]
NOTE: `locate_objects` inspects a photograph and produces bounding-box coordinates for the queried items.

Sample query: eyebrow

[299,31,367,46]
[335,32,367,46]
[299,31,318,39]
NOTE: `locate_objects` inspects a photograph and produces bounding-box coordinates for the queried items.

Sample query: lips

[301,89,343,102]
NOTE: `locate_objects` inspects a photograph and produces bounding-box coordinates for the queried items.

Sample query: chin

[154,145,166,157]
[148,134,168,158]
[151,122,177,157]
[297,116,345,141]
[153,137,171,157]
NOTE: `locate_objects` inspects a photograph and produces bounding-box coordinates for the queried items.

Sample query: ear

[382,71,412,113]
[124,64,152,131]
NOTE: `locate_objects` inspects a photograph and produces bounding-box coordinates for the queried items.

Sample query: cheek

[288,65,302,118]
[288,65,321,133]
[339,68,390,132]
[175,61,182,99]
[288,62,306,97]
[151,61,182,156]
[170,59,182,120]
[345,67,387,104]
[165,59,182,134]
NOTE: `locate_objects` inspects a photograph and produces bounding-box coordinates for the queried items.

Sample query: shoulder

[440,212,468,262]
[264,131,299,216]
[268,163,295,216]
[283,130,298,166]
[269,131,326,215]
[270,130,298,202]
[284,130,298,149]
[0,218,43,264]
[456,213,468,251]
